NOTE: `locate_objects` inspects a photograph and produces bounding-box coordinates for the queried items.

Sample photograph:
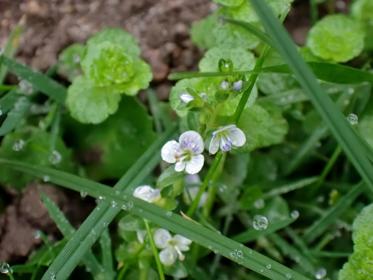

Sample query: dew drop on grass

[166,211,172,217]
[111,200,118,208]
[266,264,272,270]
[19,80,33,95]
[253,215,268,231]
[254,199,265,209]
[315,267,327,279]
[49,150,62,165]
[80,191,87,198]
[291,210,300,219]
[12,139,25,151]
[34,230,42,240]
[347,113,358,125]
[0,262,12,274]
[0,109,3,116]
[42,175,50,182]
[285,273,292,279]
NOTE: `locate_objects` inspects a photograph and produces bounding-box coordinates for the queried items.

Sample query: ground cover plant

[0,0,373,279]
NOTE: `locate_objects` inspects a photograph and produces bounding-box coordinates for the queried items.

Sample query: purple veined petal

[159,247,178,266]
[233,80,243,91]
[220,136,233,152]
[179,130,204,154]
[185,154,204,174]
[228,126,246,147]
[161,140,180,163]
[154,229,172,249]
[208,134,220,154]
[175,161,186,172]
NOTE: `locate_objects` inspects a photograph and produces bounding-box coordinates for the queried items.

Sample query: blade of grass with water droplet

[0,96,30,136]
[0,56,66,103]
[0,158,311,280]
[249,0,373,193]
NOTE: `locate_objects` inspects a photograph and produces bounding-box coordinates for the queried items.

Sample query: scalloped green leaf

[238,103,288,152]
[66,76,121,124]
[57,43,86,82]
[190,14,219,50]
[307,15,365,62]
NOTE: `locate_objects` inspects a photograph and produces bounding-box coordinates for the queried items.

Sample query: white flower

[161,131,205,174]
[209,124,246,154]
[220,80,230,90]
[233,80,243,91]
[154,229,192,266]
[133,185,161,203]
[180,92,194,104]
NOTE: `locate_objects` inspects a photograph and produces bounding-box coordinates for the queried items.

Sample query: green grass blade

[40,193,103,275]
[0,56,66,103]
[0,96,30,136]
[250,0,373,193]
[0,159,311,280]
[263,177,319,199]
[303,182,364,243]
[0,25,22,83]
[0,91,19,114]
[99,230,115,279]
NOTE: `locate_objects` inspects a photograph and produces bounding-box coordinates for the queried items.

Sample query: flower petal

[175,161,186,172]
[179,130,204,154]
[159,247,177,266]
[180,93,194,104]
[161,140,180,163]
[133,185,161,203]
[185,154,204,174]
[154,229,172,249]
[228,126,246,147]
[208,134,220,154]
[174,235,192,251]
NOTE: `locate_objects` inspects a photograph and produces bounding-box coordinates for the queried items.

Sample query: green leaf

[213,0,244,7]
[306,15,365,62]
[352,0,373,49]
[339,203,373,280]
[0,56,66,103]
[238,103,288,152]
[358,103,373,149]
[0,25,22,83]
[57,43,85,82]
[199,47,256,72]
[87,28,140,57]
[66,76,121,124]
[191,14,219,50]
[0,129,73,189]
[66,96,156,180]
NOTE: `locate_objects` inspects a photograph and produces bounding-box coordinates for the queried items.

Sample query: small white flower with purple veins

[161,131,204,174]
[179,92,194,104]
[154,228,192,266]
[209,124,246,154]
[133,185,161,203]
[233,80,243,91]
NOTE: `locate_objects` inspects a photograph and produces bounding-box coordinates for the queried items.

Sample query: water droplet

[291,210,300,219]
[49,150,62,165]
[347,113,358,125]
[19,80,33,95]
[254,199,265,209]
[266,264,272,270]
[111,200,118,208]
[0,262,12,274]
[50,272,56,280]
[236,249,243,258]
[253,215,269,231]
[80,191,87,198]
[285,273,292,279]
[166,211,172,217]
[0,109,3,116]
[42,175,50,182]
[12,139,25,151]
[34,230,42,240]
[315,267,327,279]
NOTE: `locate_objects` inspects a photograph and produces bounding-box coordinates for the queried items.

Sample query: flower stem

[187,152,224,217]
[144,219,165,280]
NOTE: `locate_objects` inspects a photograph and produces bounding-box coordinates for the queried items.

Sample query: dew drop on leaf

[253,215,269,231]
[254,199,265,209]
[347,113,358,125]
[291,210,300,219]
[12,139,25,152]
[42,175,50,182]
[0,262,12,274]
[315,267,327,279]
[49,150,62,165]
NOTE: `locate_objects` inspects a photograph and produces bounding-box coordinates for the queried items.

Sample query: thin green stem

[187,153,224,217]
[310,0,318,25]
[144,220,165,280]
[234,46,270,124]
